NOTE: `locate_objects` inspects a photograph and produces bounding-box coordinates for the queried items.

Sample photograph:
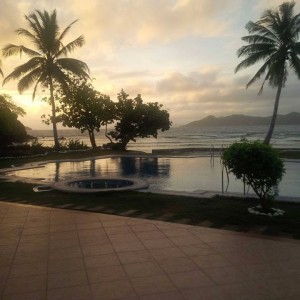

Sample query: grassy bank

[0,180,299,239]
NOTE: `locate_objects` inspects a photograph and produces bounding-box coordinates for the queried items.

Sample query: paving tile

[50,238,80,250]
[130,275,176,296]
[81,243,115,256]
[220,281,273,300]
[101,220,128,227]
[78,228,107,239]
[48,257,85,273]
[112,240,146,252]
[4,274,47,295]
[91,280,136,300]
[47,285,92,300]
[191,254,232,270]
[203,266,251,284]
[123,261,164,278]
[48,270,88,289]
[182,286,231,300]
[49,246,82,260]
[9,261,47,278]
[162,228,193,237]
[139,291,184,300]
[117,250,154,264]
[14,250,48,264]
[149,246,186,260]
[159,257,199,274]
[104,225,133,235]
[87,265,127,283]
[50,223,77,233]
[76,222,102,230]
[142,238,175,249]
[109,233,140,243]
[179,244,215,257]
[130,223,158,232]
[50,231,79,241]
[170,235,205,246]
[169,270,215,290]
[2,290,47,300]
[22,226,49,236]
[84,253,120,268]
[135,230,166,240]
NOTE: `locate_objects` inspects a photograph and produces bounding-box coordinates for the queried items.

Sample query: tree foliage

[108,90,171,150]
[0,95,29,149]
[222,140,285,210]
[57,79,115,148]
[2,9,89,150]
[235,1,300,144]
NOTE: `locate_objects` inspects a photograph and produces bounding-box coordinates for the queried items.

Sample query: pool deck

[0,201,299,299]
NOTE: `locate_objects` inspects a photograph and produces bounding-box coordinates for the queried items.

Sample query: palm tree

[2,9,90,149]
[0,58,3,77]
[235,1,300,144]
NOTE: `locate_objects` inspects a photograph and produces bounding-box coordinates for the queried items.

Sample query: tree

[108,90,171,151]
[58,79,115,148]
[235,1,300,144]
[2,9,90,150]
[222,140,285,211]
[0,94,29,149]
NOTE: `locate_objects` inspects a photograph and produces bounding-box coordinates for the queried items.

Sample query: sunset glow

[0,0,299,129]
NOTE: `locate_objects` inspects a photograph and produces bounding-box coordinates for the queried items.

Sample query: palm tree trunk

[264,75,284,144]
[49,78,60,150]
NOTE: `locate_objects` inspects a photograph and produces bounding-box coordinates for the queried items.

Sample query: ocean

[27,124,300,153]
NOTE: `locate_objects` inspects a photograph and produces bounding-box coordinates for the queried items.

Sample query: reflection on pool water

[2,156,300,198]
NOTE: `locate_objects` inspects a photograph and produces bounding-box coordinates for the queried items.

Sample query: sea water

[28,124,300,152]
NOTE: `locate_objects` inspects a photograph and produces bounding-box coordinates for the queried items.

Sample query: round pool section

[52,177,149,193]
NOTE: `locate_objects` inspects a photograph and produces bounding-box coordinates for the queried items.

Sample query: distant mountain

[182,112,300,127]
[25,126,32,130]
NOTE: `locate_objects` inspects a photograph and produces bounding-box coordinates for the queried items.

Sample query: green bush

[58,139,89,151]
[222,140,285,211]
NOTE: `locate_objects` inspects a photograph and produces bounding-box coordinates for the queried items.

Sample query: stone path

[0,201,299,299]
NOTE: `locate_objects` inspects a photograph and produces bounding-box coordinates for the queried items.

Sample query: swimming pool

[2,156,299,199]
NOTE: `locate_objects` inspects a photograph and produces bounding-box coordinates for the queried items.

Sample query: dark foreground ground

[0,180,299,240]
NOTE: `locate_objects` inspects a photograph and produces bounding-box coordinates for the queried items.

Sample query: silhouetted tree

[58,79,115,148]
[108,90,171,150]
[0,94,28,149]
[2,9,89,150]
[235,1,300,144]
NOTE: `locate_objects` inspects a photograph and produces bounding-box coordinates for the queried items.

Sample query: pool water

[3,156,300,198]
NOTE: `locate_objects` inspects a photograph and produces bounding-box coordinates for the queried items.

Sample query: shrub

[222,140,285,211]
[58,139,89,151]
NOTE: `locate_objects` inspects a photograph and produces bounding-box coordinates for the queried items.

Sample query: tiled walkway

[0,202,299,300]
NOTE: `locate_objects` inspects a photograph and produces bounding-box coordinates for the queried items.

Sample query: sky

[0,0,300,129]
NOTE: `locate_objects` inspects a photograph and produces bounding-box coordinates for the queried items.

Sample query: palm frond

[289,52,300,79]
[2,44,41,58]
[3,57,42,85]
[32,73,47,100]
[245,21,279,42]
[56,58,90,79]
[59,20,78,41]
[237,43,275,58]
[57,36,85,57]
[241,34,278,45]
[245,58,272,88]
[0,59,3,77]
[17,68,43,93]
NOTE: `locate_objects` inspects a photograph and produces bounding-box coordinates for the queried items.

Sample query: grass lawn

[0,180,299,239]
